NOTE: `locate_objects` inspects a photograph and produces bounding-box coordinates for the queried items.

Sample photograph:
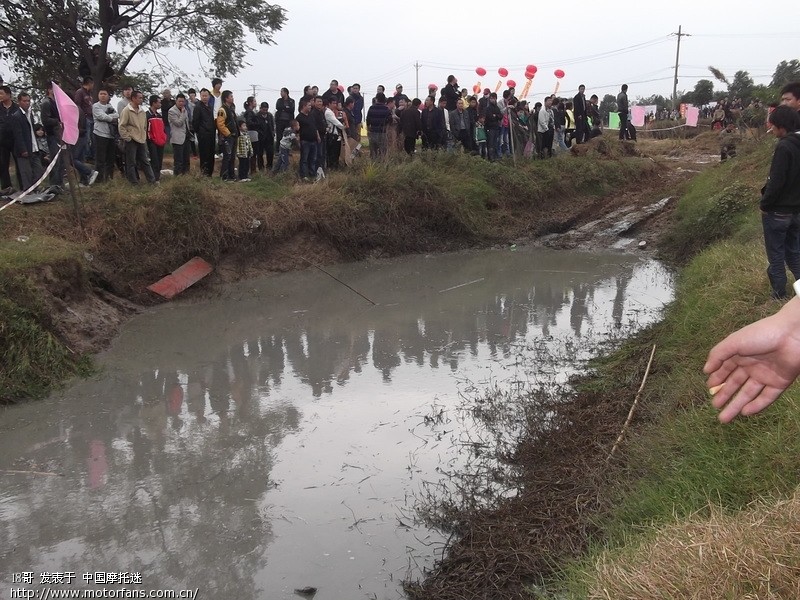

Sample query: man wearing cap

[393,84,409,105]
[321,79,344,106]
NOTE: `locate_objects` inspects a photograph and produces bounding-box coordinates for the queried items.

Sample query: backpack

[147,114,167,147]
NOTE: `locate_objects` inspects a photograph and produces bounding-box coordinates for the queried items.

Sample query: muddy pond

[0,247,673,599]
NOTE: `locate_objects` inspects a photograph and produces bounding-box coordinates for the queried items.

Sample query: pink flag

[685,106,700,127]
[52,81,80,144]
[631,106,646,127]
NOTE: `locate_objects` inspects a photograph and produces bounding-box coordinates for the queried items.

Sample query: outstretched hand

[704,298,800,423]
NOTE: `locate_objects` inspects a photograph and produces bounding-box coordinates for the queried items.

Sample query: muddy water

[0,247,672,599]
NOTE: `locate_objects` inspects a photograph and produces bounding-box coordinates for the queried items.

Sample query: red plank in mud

[146,257,213,300]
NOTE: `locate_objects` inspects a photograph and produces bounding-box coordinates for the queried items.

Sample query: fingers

[703,332,745,376]
[739,387,783,417]
[717,377,767,423]
[709,363,748,409]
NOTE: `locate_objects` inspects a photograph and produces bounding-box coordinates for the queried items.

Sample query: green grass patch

[0,235,84,270]
[547,136,799,597]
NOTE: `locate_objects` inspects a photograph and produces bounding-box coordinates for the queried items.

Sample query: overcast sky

[144,0,798,105]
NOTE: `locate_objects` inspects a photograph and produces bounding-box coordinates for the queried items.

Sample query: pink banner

[685,106,699,127]
[631,106,646,127]
[52,81,79,144]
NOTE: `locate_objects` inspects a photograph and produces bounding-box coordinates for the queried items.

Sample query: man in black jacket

[483,93,503,161]
[254,102,275,171]
[573,84,588,144]
[760,106,800,298]
[40,82,64,186]
[617,84,629,141]
[0,85,18,192]
[192,88,216,176]
[399,98,422,155]
[10,92,43,190]
[442,75,460,112]
[420,96,445,150]
[296,99,319,180]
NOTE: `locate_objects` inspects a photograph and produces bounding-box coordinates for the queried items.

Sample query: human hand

[704,297,800,423]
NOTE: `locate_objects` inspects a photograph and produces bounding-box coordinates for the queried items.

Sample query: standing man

[10,92,43,191]
[393,84,409,106]
[186,88,198,157]
[161,89,175,142]
[73,76,94,159]
[215,90,238,181]
[311,96,327,176]
[254,102,275,171]
[399,97,422,155]
[146,95,165,180]
[537,96,555,158]
[117,85,132,114]
[759,106,800,299]
[365,92,391,159]
[295,99,319,181]
[118,90,156,185]
[348,83,364,141]
[321,79,344,106]
[573,84,588,144]
[617,84,629,141]
[448,98,473,152]
[192,88,216,176]
[208,78,223,114]
[40,82,64,186]
[274,87,295,153]
[442,75,460,112]
[483,93,503,161]
[0,85,18,193]
[168,93,190,175]
[92,88,119,183]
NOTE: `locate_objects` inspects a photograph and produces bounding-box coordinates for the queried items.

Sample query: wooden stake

[607,344,656,462]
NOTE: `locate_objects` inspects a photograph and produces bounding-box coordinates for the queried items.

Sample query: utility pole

[671,25,690,108]
[250,84,257,99]
[414,61,421,99]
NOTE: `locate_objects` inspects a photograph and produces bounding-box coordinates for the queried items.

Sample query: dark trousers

[299,140,317,178]
[539,130,554,158]
[173,142,189,175]
[238,155,250,179]
[326,134,341,169]
[0,139,12,189]
[618,112,628,140]
[455,129,471,151]
[47,134,64,185]
[219,136,235,180]
[762,211,800,299]
[124,141,155,184]
[93,134,116,182]
[575,117,588,144]
[147,140,164,180]
[197,133,215,176]
[254,137,274,170]
[15,152,44,190]
[403,135,416,155]
[486,127,499,161]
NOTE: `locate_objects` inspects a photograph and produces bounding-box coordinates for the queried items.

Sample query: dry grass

[587,492,800,599]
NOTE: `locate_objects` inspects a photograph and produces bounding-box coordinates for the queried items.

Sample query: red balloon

[475,67,487,77]
[525,71,534,80]
[554,69,565,79]
[498,67,508,77]
[526,64,538,75]
[506,80,517,89]
[472,84,481,93]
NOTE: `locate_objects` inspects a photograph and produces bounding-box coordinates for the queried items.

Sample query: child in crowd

[33,123,50,166]
[474,116,487,158]
[236,120,253,181]
[274,120,299,173]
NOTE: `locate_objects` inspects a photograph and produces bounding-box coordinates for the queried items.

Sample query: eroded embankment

[1,140,680,403]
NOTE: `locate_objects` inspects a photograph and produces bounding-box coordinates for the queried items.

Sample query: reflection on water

[0,247,672,599]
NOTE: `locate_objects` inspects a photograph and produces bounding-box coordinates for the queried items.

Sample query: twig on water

[299,256,377,305]
[607,344,656,462]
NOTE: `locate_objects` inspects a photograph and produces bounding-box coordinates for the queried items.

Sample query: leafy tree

[635,94,668,108]
[728,70,755,101]
[770,60,800,89]
[690,79,714,106]
[599,94,616,122]
[0,0,287,93]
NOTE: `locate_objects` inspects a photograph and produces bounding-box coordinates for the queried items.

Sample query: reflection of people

[704,297,800,423]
